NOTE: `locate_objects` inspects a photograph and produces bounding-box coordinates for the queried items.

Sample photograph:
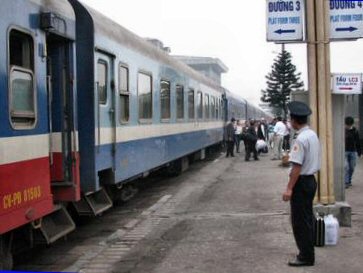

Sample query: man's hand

[282,189,293,202]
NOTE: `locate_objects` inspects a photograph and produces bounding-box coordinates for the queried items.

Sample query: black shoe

[288,258,314,267]
[231,155,235,157]
[245,159,250,161]
[254,158,259,161]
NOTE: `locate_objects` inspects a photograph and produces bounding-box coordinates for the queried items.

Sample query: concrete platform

[14,150,363,273]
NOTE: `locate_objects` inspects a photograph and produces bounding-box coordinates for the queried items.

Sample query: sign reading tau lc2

[330,0,363,40]
[332,73,362,95]
[266,0,305,42]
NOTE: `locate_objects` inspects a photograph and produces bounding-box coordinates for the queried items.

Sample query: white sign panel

[266,0,305,42]
[330,1,363,40]
[332,73,362,94]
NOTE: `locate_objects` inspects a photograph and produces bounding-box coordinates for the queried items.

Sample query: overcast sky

[82,0,363,106]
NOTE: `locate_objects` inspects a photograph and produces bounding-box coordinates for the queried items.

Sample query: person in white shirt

[271,116,286,160]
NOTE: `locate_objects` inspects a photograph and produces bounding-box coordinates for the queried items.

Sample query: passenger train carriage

[0,0,269,269]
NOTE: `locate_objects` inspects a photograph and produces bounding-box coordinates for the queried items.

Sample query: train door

[47,34,79,201]
[95,51,116,164]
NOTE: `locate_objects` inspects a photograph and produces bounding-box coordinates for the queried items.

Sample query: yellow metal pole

[323,0,336,204]
[315,0,329,204]
[306,0,320,203]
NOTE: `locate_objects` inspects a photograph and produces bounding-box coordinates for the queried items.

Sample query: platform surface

[15,150,363,273]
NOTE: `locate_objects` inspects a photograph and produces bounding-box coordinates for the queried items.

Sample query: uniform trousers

[226,141,235,157]
[245,140,258,160]
[291,175,317,263]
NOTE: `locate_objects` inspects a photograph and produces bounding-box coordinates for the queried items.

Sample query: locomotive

[0,0,269,269]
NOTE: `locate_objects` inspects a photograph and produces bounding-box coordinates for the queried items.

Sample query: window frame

[118,63,130,124]
[176,84,185,121]
[97,59,108,105]
[160,79,171,122]
[197,91,203,120]
[188,88,195,121]
[137,70,153,123]
[204,93,210,120]
[8,27,37,130]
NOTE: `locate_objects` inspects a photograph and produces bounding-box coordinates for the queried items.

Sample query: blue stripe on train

[80,127,223,192]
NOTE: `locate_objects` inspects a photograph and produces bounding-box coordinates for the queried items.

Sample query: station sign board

[266,0,305,42]
[332,73,362,94]
[330,1,363,40]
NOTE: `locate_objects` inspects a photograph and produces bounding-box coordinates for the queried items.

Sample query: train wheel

[0,250,13,270]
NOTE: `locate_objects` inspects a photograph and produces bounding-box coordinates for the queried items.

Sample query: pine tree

[261,50,304,117]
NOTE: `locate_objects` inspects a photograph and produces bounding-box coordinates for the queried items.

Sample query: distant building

[172,55,228,85]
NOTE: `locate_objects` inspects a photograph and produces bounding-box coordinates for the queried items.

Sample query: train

[0,0,269,269]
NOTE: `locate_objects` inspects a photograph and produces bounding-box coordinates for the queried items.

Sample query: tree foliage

[261,50,304,117]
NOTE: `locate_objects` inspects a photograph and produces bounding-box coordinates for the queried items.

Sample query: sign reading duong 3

[266,0,305,42]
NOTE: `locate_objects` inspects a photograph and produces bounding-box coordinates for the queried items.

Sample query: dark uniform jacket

[226,123,235,141]
[246,126,258,142]
[345,127,361,156]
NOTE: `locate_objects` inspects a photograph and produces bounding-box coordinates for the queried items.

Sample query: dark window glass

[188,89,195,120]
[9,30,35,127]
[160,80,170,119]
[97,61,107,104]
[10,30,33,70]
[211,96,216,119]
[204,94,210,119]
[176,85,184,119]
[138,72,152,119]
[216,98,219,119]
[119,65,129,123]
[197,91,203,119]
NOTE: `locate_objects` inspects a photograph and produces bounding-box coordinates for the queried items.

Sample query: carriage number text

[2,186,42,210]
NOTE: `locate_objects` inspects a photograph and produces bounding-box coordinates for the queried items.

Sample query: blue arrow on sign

[274,29,296,35]
[336,26,358,32]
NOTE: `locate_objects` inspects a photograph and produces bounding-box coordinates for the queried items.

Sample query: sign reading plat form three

[330,1,363,40]
[266,0,305,42]
[332,73,362,94]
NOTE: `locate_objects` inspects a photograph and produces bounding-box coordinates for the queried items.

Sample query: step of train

[73,188,113,216]
[37,205,76,244]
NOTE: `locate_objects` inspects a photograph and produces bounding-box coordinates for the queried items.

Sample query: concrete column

[332,95,345,202]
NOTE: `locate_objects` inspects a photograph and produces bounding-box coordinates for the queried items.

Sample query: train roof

[30,0,75,20]
[224,89,247,104]
[77,1,224,93]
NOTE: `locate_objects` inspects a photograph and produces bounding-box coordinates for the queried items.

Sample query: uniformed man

[282,101,321,267]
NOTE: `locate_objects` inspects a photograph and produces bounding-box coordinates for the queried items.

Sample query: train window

[119,65,129,123]
[160,80,171,120]
[188,89,195,120]
[204,94,210,119]
[97,60,107,104]
[216,99,219,119]
[9,30,33,70]
[138,72,152,120]
[197,91,203,119]
[211,96,216,120]
[176,84,184,119]
[9,30,35,128]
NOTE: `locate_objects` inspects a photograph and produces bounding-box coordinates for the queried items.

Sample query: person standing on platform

[282,118,291,152]
[257,118,268,142]
[234,120,243,153]
[282,101,321,267]
[225,118,236,158]
[245,120,259,161]
[268,118,276,149]
[271,117,286,160]
[344,116,361,188]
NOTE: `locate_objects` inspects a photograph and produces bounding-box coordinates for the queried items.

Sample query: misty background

[82,0,363,107]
